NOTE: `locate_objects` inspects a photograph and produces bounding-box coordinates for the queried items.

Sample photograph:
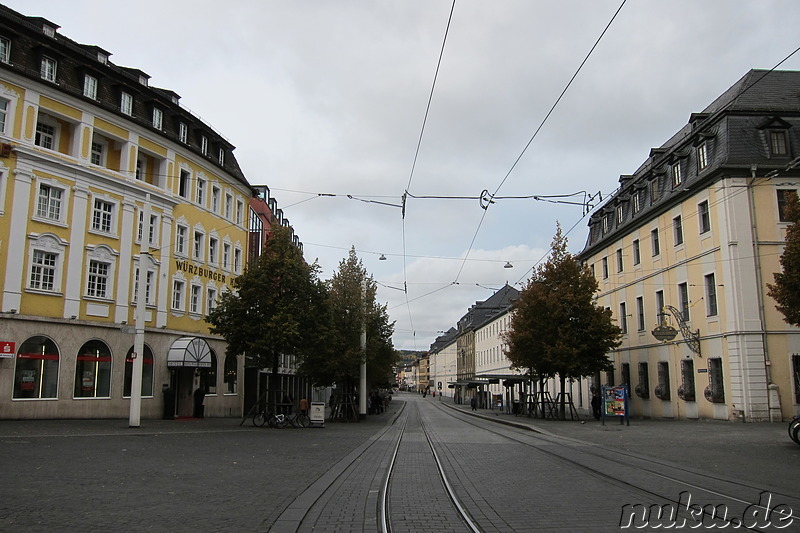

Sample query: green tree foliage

[300,248,396,388]
[504,224,621,418]
[206,225,329,407]
[768,192,800,327]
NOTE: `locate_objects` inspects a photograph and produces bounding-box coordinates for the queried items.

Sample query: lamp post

[129,196,151,427]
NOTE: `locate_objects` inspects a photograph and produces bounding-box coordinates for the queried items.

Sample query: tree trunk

[559,374,566,420]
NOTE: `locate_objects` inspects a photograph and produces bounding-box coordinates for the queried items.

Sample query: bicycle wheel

[789,418,800,443]
[297,413,310,428]
[275,414,288,429]
[791,420,800,445]
[253,411,268,427]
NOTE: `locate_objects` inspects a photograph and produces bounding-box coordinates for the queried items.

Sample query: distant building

[578,70,800,421]
[0,5,253,419]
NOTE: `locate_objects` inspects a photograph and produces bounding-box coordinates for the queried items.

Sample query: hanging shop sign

[0,341,15,358]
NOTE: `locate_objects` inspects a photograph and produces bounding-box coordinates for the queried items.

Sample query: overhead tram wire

[399,0,456,349]
[453,0,628,283]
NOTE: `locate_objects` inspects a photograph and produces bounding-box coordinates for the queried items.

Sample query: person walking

[470,396,477,411]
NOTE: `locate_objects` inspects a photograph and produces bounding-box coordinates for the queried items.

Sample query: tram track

[432,401,800,530]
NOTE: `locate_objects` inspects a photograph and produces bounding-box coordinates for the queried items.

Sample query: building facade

[0,6,254,419]
[579,70,800,422]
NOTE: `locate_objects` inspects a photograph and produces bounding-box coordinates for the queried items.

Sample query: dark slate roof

[458,284,520,332]
[579,69,800,258]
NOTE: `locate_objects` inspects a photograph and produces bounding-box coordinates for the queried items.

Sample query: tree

[206,225,329,411]
[503,224,622,419]
[300,248,396,392]
[767,192,800,327]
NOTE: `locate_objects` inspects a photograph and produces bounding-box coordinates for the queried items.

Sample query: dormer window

[179,122,188,144]
[218,148,225,165]
[697,143,708,170]
[152,108,163,130]
[40,56,57,82]
[201,136,208,155]
[83,75,97,99]
[42,25,56,38]
[0,37,9,63]
[616,205,624,226]
[120,92,133,116]
[633,190,642,214]
[671,163,682,188]
[770,130,788,156]
[138,75,148,87]
[97,52,108,64]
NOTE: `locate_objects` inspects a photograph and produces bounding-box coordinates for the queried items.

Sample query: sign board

[309,402,326,428]
[0,341,15,358]
[602,385,630,426]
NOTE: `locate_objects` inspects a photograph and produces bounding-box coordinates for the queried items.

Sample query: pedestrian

[299,397,309,416]
[591,391,601,420]
[470,396,477,411]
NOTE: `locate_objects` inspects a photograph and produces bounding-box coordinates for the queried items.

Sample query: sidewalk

[434,396,800,495]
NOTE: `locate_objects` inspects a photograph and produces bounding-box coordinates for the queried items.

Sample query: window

[13,336,59,399]
[636,296,645,331]
[707,358,725,403]
[697,143,708,171]
[90,140,105,166]
[36,184,63,220]
[40,56,57,82]
[133,266,155,305]
[671,163,682,188]
[152,108,163,130]
[621,363,631,388]
[179,122,188,144]
[172,280,185,310]
[201,135,208,155]
[656,361,671,400]
[175,224,188,256]
[705,273,718,317]
[196,177,206,206]
[224,354,237,394]
[86,260,109,298]
[616,248,623,273]
[619,302,628,334]
[777,189,798,222]
[234,248,242,274]
[222,242,231,270]
[219,148,225,166]
[30,250,57,291]
[190,284,201,314]
[616,205,623,226]
[83,75,97,99]
[0,36,9,63]
[770,130,788,156]
[0,97,8,133]
[602,214,610,234]
[792,355,800,404]
[193,231,205,260]
[202,351,217,395]
[632,239,641,265]
[74,340,112,398]
[35,121,56,149]
[225,193,233,220]
[120,92,133,116]
[209,237,218,265]
[179,169,190,198]
[124,345,154,397]
[651,228,660,257]
[590,264,595,279]
[137,212,158,245]
[211,186,221,213]
[673,215,683,246]
[207,287,218,314]
[679,360,695,401]
[633,191,641,214]
[636,362,650,399]
[698,200,710,233]
[678,282,689,322]
[601,257,609,279]
[651,180,661,203]
[655,290,664,321]
[236,200,244,225]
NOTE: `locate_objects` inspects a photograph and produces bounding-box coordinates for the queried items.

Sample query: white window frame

[90,137,107,166]
[234,247,242,275]
[222,241,231,271]
[201,135,208,155]
[120,92,133,116]
[705,273,718,317]
[175,223,189,257]
[672,163,682,188]
[178,168,190,198]
[34,180,68,225]
[152,107,163,130]
[190,283,202,314]
[35,116,58,150]
[40,56,57,82]
[224,192,233,220]
[209,236,219,266]
[179,122,188,144]
[196,176,206,206]
[172,279,185,311]
[85,245,118,301]
[193,229,205,261]
[86,259,110,299]
[27,234,66,294]
[83,74,97,99]
[0,36,9,63]
[697,143,708,171]
[236,200,244,225]
[218,148,225,165]
[137,210,160,246]
[132,263,156,306]
[698,200,711,234]
[207,286,218,314]
[211,185,221,214]
[90,198,115,235]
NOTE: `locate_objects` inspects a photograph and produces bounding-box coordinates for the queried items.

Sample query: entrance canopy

[167,337,212,368]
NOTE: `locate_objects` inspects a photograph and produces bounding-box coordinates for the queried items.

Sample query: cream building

[0,6,253,419]
[579,70,800,422]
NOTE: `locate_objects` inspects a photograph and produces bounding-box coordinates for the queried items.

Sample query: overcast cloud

[14,1,800,351]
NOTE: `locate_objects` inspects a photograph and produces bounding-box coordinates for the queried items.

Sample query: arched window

[224,354,237,394]
[124,345,154,397]
[13,336,59,399]
[201,349,217,395]
[74,340,112,398]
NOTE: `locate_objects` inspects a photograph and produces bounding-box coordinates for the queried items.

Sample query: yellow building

[0,6,253,419]
[579,70,800,422]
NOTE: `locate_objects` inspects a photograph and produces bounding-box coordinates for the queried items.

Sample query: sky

[13,1,800,352]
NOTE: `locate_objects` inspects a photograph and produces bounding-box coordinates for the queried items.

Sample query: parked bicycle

[789,415,800,445]
[252,409,283,428]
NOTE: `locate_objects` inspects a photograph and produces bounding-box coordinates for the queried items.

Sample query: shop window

[13,336,59,399]
[655,361,671,400]
[679,359,695,401]
[635,362,650,399]
[124,345,154,397]
[202,350,217,395]
[793,354,800,404]
[705,358,725,403]
[74,340,112,398]
[224,354,237,394]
